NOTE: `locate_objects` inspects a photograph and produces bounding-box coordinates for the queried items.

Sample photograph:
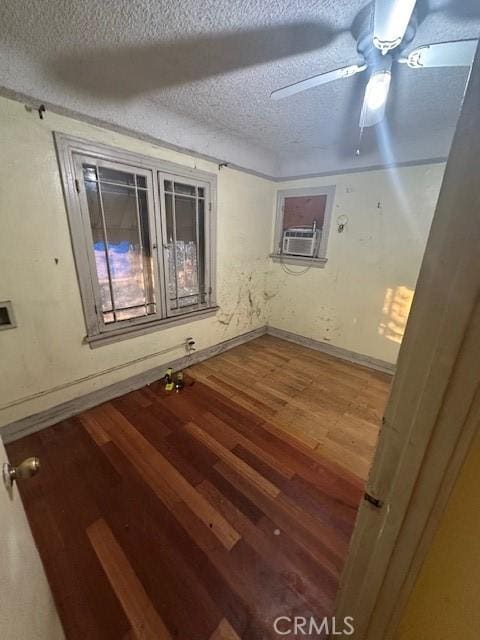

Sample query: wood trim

[266,326,395,375]
[385,303,480,635]
[54,133,218,343]
[86,307,219,348]
[335,43,480,639]
[54,133,219,186]
[0,341,188,414]
[0,326,267,444]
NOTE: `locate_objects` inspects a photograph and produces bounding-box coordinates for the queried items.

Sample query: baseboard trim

[1,326,267,444]
[2,324,394,444]
[266,326,396,375]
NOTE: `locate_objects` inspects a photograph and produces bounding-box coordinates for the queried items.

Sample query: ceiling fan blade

[270,63,366,100]
[359,70,392,128]
[373,0,417,54]
[400,39,478,69]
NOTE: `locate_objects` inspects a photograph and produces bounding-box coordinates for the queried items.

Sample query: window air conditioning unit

[282,228,320,257]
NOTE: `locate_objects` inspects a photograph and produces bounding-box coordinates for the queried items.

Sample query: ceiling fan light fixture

[373,0,417,54]
[365,70,391,111]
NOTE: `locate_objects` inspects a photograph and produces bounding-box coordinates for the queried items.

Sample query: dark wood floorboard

[7,337,391,639]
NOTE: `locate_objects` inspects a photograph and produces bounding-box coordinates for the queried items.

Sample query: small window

[56,134,216,345]
[272,187,335,267]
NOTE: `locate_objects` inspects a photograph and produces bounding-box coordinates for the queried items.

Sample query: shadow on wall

[378,285,414,344]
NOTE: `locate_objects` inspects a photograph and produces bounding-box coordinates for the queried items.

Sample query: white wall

[0,94,445,431]
[0,96,274,428]
[267,163,445,364]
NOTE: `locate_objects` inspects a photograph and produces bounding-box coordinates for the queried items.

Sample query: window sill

[85,306,219,348]
[269,254,328,268]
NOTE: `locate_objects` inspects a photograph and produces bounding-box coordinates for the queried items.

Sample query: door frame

[335,43,480,638]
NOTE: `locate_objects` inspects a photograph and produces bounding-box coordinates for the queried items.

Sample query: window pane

[174,182,196,196]
[165,185,205,311]
[164,180,173,192]
[85,181,114,318]
[164,193,177,302]
[115,307,148,321]
[198,198,206,303]
[137,188,156,310]
[98,166,136,187]
[198,187,205,198]
[283,195,327,230]
[100,185,153,316]
[83,163,156,324]
[175,196,198,305]
[136,175,146,189]
[83,165,98,183]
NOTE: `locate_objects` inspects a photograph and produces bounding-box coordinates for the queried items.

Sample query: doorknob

[3,457,40,489]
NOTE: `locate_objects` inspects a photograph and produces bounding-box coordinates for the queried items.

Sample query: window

[56,134,216,345]
[161,177,208,313]
[271,186,335,267]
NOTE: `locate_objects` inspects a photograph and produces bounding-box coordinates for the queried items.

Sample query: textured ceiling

[0,0,478,177]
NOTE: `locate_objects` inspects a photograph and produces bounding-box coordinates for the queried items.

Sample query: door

[335,43,480,638]
[0,438,64,639]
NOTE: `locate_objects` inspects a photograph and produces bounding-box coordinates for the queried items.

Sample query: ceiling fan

[271,0,478,131]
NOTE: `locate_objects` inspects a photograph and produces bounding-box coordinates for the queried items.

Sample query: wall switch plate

[0,301,17,330]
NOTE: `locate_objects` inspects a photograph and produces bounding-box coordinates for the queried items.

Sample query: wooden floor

[7,336,391,640]
[188,336,390,482]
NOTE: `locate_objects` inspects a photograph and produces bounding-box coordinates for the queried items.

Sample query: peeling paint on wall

[216,268,267,332]
[267,163,445,365]
[0,97,274,427]
[0,95,447,426]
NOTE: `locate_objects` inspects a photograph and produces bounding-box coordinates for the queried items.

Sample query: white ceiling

[0,0,478,177]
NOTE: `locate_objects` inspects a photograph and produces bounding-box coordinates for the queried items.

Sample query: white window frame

[55,133,217,347]
[271,186,335,268]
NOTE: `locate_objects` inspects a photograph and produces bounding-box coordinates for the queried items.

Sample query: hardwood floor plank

[112,397,173,440]
[95,403,241,551]
[183,380,365,507]
[112,402,208,488]
[8,336,391,640]
[99,441,250,637]
[214,461,342,579]
[197,479,335,615]
[87,518,172,640]
[8,426,129,640]
[80,412,111,446]
[231,444,357,539]
[170,390,295,480]
[185,421,281,498]
[210,618,241,640]
[85,455,223,638]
